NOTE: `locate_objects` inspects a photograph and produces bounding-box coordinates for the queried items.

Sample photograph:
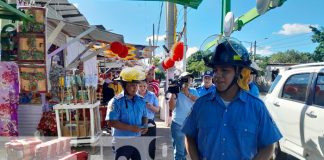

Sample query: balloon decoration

[171,42,184,61]
[163,57,175,70]
[161,61,167,70]
[110,41,123,54]
[119,45,129,58]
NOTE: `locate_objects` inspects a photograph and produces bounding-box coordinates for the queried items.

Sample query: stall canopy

[35,0,124,43]
[47,18,124,43]
[0,1,33,21]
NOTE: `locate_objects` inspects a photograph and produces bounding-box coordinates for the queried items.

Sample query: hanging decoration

[17,34,45,62]
[118,45,129,58]
[163,57,175,69]
[170,42,184,61]
[18,7,46,33]
[161,60,168,70]
[0,62,19,136]
[101,43,157,60]
[110,41,124,55]
[16,6,47,94]
[1,24,18,61]
[19,65,47,93]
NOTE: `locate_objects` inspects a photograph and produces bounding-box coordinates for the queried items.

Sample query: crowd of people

[101,37,282,160]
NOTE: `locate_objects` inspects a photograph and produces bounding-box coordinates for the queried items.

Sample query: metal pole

[254,40,257,62]
[183,6,187,72]
[250,42,253,56]
[152,23,155,64]
[165,2,175,125]
[221,0,231,34]
[166,2,175,79]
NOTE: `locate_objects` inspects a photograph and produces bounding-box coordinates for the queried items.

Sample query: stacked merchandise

[56,72,99,138]
[5,137,88,160]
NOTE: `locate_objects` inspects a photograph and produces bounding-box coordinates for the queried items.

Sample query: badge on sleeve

[107,100,115,111]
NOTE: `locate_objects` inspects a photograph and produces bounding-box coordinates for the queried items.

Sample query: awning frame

[0,1,33,21]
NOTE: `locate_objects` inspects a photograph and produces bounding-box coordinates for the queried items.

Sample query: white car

[265,63,324,160]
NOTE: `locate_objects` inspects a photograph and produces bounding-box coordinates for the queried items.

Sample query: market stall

[1,0,124,139]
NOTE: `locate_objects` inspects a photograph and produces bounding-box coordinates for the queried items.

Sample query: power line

[268,42,315,50]
[257,32,312,46]
[258,38,313,48]
[177,8,192,28]
[155,2,164,46]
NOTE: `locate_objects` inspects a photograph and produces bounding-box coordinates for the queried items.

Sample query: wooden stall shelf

[54,101,101,145]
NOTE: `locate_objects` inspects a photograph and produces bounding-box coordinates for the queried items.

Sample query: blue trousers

[171,121,187,160]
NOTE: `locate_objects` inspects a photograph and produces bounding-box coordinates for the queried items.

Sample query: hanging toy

[170,42,184,61]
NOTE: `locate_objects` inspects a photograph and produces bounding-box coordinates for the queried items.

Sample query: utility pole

[250,42,253,56]
[253,40,257,62]
[165,2,175,125]
[166,2,175,80]
[183,6,187,72]
[151,23,155,64]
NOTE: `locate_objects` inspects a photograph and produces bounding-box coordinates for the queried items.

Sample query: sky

[68,0,324,60]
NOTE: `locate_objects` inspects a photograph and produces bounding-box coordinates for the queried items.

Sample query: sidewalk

[155,118,174,160]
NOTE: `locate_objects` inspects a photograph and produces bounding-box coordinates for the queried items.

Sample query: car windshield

[268,75,282,94]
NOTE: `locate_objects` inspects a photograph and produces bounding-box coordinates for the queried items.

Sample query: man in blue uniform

[196,70,216,97]
[182,37,282,160]
[168,72,199,160]
[106,67,148,160]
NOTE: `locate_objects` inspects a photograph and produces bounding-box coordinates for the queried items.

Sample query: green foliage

[310,26,324,61]
[155,69,165,81]
[186,50,211,77]
[268,50,314,64]
[255,55,269,76]
[152,56,161,66]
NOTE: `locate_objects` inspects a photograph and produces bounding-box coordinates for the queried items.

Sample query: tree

[268,50,314,64]
[255,55,269,76]
[152,56,161,66]
[186,50,210,77]
[155,69,165,81]
[310,26,324,61]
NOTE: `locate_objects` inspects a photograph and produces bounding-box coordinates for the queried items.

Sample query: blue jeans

[171,121,187,160]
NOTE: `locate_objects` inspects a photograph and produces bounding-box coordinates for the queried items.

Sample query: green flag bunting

[135,0,203,9]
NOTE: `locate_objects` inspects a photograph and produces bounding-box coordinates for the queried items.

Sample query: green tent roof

[136,0,203,9]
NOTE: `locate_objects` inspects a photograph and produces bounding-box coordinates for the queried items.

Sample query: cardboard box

[61,121,90,137]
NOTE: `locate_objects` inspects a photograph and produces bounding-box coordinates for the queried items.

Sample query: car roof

[280,65,324,77]
[287,62,324,70]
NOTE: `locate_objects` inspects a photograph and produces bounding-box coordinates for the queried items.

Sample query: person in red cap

[145,66,160,97]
